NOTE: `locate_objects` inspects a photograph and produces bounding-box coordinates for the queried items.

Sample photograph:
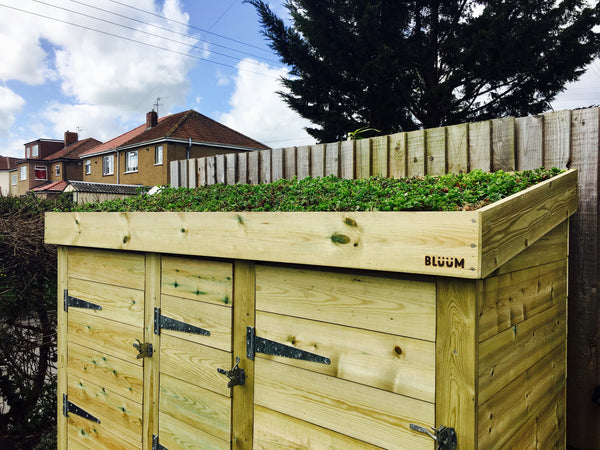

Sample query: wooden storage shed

[46,169,576,449]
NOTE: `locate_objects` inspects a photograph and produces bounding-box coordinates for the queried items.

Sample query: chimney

[64,131,78,147]
[146,110,158,129]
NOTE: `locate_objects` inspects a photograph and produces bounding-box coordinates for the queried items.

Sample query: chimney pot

[64,131,78,147]
[146,111,158,129]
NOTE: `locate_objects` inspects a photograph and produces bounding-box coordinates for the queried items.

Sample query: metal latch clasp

[133,339,153,359]
[217,356,246,388]
[409,424,457,450]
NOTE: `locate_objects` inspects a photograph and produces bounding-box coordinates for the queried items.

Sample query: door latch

[409,423,457,450]
[217,356,245,388]
[133,339,153,359]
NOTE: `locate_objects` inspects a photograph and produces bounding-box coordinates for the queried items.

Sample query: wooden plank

[371,135,389,177]
[515,115,543,170]
[479,169,577,277]
[170,160,179,188]
[425,127,446,175]
[160,334,231,397]
[355,139,371,178]
[271,148,283,181]
[188,158,197,188]
[206,156,216,186]
[259,150,272,183]
[256,265,436,340]
[46,210,482,278]
[232,261,255,449]
[159,373,231,443]
[67,277,144,328]
[543,109,571,169]
[179,160,188,188]
[67,413,140,450]
[567,107,600,449]
[144,252,160,449]
[248,151,259,185]
[310,144,325,178]
[237,152,248,185]
[67,247,145,290]
[67,341,143,403]
[469,120,492,172]
[479,259,567,341]
[491,117,516,171]
[254,405,381,449]
[68,376,142,447]
[407,129,426,177]
[57,246,68,450]
[478,301,566,404]
[256,311,435,402]
[161,256,232,305]
[216,155,226,184]
[159,411,229,450]
[254,358,434,449]
[388,132,407,178]
[160,294,232,352]
[283,147,296,179]
[446,123,469,174]
[436,278,478,450]
[478,343,565,449]
[325,142,340,176]
[296,145,310,179]
[68,310,143,365]
[226,153,237,185]
[339,140,355,179]
[198,157,207,187]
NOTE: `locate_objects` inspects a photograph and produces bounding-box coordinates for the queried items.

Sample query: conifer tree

[247,0,600,142]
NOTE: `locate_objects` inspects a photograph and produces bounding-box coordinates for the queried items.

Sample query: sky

[0,0,599,159]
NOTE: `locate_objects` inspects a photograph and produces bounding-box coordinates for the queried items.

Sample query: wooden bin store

[46,169,577,449]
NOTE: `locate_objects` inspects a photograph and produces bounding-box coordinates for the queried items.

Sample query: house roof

[66,181,147,194]
[80,109,270,157]
[44,138,102,161]
[31,180,68,193]
[0,156,19,170]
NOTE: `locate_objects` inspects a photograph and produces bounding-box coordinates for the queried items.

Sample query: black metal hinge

[246,327,331,365]
[152,434,168,450]
[64,289,102,312]
[153,307,210,336]
[62,394,101,423]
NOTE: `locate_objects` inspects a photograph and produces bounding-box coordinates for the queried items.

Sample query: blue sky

[0,0,598,159]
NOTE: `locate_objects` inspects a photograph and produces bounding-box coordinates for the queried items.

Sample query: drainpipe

[187,137,191,160]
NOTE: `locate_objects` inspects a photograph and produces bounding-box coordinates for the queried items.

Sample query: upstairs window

[125,151,138,172]
[19,166,27,181]
[11,173,16,185]
[31,144,38,158]
[55,164,60,176]
[155,145,163,165]
[85,160,91,175]
[34,166,47,180]
[103,155,114,176]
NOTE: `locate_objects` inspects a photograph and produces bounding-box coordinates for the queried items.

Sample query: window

[31,144,38,158]
[19,166,27,181]
[125,151,138,172]
[103,155,114,176]
[85,160,91,175]
[155,145,163,165]
[55,164,60,176]
[34,166,47,180]
[11,173,16,185]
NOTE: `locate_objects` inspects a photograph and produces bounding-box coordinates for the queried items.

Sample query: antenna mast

[153,97,168,117]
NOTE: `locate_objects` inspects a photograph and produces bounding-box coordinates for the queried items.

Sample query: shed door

[155,256,233,449]
[64,248,146,448]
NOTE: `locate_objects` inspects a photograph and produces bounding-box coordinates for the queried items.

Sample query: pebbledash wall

[172,107,600,449]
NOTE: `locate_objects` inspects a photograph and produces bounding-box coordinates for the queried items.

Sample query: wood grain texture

[271,148,283,181]
[296,145,310,179]
[256,264,436,340]
[283,147,296,179]
[355,138,371,178]
[259,149,272,183]
[187,158,197,188]
[226,153,237,185]
[371,135,389,176]
[310,144,325,178]
[254,358,434,449]
[543,109,571,169]
[388,132,407,178]
[57,246,68,450]
[446,123,469,174]
[159,411,229,450]
[178,160,188,188]
[436,278,478,449]
[216,154,226,184]
[425,127,446,175]
[491,117,516,171]
[206,156,216,186]
[407,129,426,176]
[248,151,259,185]
[469,120,492,172]
[325,142,340,176]
[236,152,247,185]
[197,157,207,187]
[515,115,544,170]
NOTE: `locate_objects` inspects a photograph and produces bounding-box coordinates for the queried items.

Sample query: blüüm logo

[425,256,465,269]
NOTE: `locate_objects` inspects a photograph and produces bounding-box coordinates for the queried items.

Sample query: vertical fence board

[355,139,372,178]
[426,127,447,176]
[170,161,180,188]
[446,124,469,174]
[187,159,197,188]
[271,148,284,181]
[216,155,226,184]
[469,121,492,172]
[296,146,310,179]
[237,153,248,185]
[389,132,407,178]
[226,154,237,185]
[206,156,216,186]
[515,115,544,170]
[198,157,206,187]
[310,144,325,178]
[57,247,68,450]
[544,110,572,169]
[407,129,426,177]
[491,117,516,171]
[284,147,297,179]
[567,108,600,449]
[325,142,340,176]
[248,152,259,185]
[340,140,355,179]
[371,136,389,177]
[178,160,188,188]
[260,150,272,184]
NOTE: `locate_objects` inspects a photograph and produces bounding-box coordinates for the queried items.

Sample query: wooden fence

[171,107,600,449]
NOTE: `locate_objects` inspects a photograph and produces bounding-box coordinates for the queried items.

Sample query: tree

[246,0,600,142]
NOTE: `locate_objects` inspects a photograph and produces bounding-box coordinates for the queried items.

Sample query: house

[79,109,270,186]
[0,156,19,196]
[14,132,102,197]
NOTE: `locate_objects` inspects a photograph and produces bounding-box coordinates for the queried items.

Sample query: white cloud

[220,58,314,148]
[0,86,25,137]
[550,59,600,111]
